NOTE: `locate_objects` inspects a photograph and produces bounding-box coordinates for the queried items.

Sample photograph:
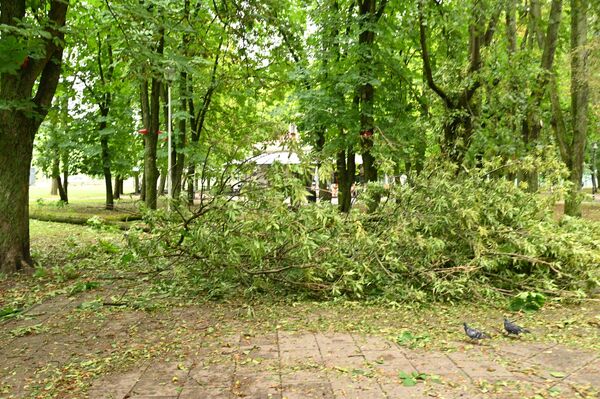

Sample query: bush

[131,162,600,302]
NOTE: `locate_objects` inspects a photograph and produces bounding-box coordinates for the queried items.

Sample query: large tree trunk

[0,116,35,273]
[0,0,68,273]
[564,0,588,216]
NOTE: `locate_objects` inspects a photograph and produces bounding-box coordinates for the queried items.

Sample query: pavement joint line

[349,332,389,399]
[176,353,197,399]
[123,360,153,399]
[312,332,335,398]
[523,341,560,361]
[443,349,474,383]
[276,330,283,398]
[547,353,600,391]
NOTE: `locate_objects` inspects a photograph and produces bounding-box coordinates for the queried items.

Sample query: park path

[87,331,600,399]
[1,290,599,399]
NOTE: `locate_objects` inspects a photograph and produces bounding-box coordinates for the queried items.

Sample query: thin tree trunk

[336,148,356,213]
[158,169,167,195]
[51,177,58,195]
[173,70,187,198]
[143,27,164,210]
[100,131,114,210]
[134,173,140,194]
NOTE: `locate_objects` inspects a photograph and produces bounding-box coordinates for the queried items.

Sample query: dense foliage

[127,160,600,302]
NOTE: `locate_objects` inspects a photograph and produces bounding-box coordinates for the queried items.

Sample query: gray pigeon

[504,318,530,335]
[463,323,490,342]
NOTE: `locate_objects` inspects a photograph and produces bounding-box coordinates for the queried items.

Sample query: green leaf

[550,371,566,378]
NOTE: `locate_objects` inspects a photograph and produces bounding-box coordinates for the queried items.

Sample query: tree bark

[172,71,187,198]
[100,124,114,210]
[51,149,68,202]
[520,0,563,191]
[0,0,68,273]
[113,175,122,199]
[564,0,589,216]
[418,0,498,166]
[143,27,165,210]
[357,0,387,190]
[336,148,356,213]
[186,39,222,205]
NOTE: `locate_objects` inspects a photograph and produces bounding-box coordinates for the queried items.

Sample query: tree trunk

[0,116,35,273]
[62,158,69,199]
[173,71,187,198]
[142,26,164,210]
[358,0,384,189]
[113,175,121,199]
[336,148,356,213]
[140,173,146,201]
[564,0,588,217]
[158,169,167,195]
[418,0,497,166]
[0,0,68,273]
[51,178,58,195]
[51,145,68,202]
[134,173,140,194]
[520,0,563,192]
[100,132,114,210]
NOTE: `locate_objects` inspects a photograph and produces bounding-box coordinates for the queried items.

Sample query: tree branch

[418,0,452,107]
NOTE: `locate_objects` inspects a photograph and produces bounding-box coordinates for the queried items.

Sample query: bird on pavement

[503,318,530,336]
[463,323,490,343]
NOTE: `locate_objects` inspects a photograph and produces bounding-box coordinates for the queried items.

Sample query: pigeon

[463,323,490,342]
[504,318,530,336]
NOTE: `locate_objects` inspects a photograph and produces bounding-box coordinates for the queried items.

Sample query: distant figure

[400,174,407,185]
[29,167,36,186]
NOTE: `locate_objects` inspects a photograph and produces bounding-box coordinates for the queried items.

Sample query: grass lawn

[29,179,142,226]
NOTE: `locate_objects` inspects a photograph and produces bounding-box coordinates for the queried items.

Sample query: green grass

[29,181,143,225]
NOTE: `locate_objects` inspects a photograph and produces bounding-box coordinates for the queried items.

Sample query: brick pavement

[89,331,600,399]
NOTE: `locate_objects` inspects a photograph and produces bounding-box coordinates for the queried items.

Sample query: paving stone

[315,333,364,368]
[567,358,600,386]
[233,372,281,398]
[281,382,333,399]
[281,369,329,384]
[528,345,598,374]
[127,396,178,399]
[179,385,231,399]
[404,351,465,379]
[241,333,278,347]
[279,331,319,351]
[88,368,145,399]
[352,335,394,352]
[329,374,386,399]
[494,342,554,360]
[129,361,190,396]
[379,381,432,398]
[446,351,513,381]
[362,349,416,377]
[188,362,233,387]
